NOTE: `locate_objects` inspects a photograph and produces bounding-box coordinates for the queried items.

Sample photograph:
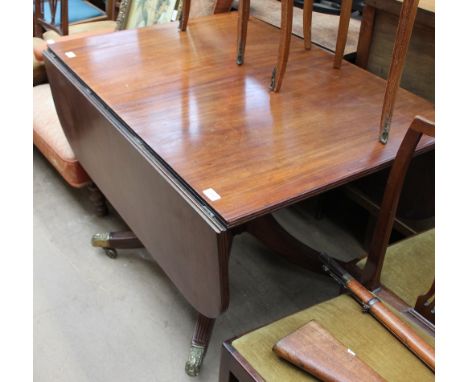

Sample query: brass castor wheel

[104,248,118,259]
[91,233,117,258]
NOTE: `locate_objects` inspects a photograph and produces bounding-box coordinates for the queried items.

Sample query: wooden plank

[48,13,434,227]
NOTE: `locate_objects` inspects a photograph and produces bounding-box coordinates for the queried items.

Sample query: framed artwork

[116,0,180,30]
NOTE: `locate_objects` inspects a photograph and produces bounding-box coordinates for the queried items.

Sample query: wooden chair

[34,0,116,37]
[219,116,435,381]
[237,0,420,143]
[354,116,435,324]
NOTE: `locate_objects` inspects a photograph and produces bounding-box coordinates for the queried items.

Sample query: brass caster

[104,248,118,259]
[269,67,277,91]
[91,232,111,248]
[185,344,206,377]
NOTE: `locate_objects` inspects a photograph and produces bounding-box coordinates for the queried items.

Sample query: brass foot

[269,67,277,91]
[91,233,117,259]
[379,119,391,144]
[185,344,206,377]
[91,232,111,248]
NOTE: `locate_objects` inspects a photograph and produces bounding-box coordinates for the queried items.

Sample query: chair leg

[236,0,250,65]
[87,183,108,217]
[91,230,144,259]
[185,313,216,376]
[303,0,314,50]
[379,0,419,144]
[270,0,294,92]
[333,0,353,69]
[179,0,192,31]
[415,280,435,324]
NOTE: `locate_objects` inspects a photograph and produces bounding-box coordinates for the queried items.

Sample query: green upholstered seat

[232,294,434,382]
[357,229,435,307]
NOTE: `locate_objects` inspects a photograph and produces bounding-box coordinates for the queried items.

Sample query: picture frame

[116,0,180,30]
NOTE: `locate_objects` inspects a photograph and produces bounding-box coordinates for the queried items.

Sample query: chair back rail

[34,0,115,36]
[35,0,69,36]
[361,116,435,290]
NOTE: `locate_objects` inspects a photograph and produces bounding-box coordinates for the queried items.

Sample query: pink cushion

[33,84,90,187]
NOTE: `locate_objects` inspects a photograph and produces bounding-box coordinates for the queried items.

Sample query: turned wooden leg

[91,230,144,259]
[333,0,353,69]
[179,0,191,31]
[246,214,324,272]
[270,0,294,92]
[87,183,108,217]
[379,0,419,144]
[236,0,250,65]
[303,0,314,50]
[185,313,216,376]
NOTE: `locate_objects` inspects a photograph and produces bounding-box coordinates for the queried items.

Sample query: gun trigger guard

[361,303,370,313]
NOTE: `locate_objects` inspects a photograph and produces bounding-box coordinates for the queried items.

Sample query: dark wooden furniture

[34,0,116,36]
[43,13,434,375]
[356,0,434,102]
[219,116,435,382]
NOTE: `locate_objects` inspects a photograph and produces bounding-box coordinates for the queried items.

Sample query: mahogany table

[43,12,434,376]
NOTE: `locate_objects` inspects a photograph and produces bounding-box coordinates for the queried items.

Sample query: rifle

[319,252,435,372]
[274,320,386,382]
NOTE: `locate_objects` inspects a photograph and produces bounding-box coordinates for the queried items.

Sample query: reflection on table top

[49,13,434,227]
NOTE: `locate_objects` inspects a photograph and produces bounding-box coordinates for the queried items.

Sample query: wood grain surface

[48,13,434,227]
[273,321,385,381]
[44,56,231,318]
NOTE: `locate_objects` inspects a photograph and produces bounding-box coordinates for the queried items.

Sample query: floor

[246,0,361,54]
[34,147,365,382]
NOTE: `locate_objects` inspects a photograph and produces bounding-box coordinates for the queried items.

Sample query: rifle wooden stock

[273,321,385,382]
[347,279,435,372]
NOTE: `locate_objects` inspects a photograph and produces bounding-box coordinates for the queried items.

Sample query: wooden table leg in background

[355,4,376,69]
[245,214,324,273]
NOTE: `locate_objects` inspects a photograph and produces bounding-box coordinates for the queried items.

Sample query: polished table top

[48,13,434,227]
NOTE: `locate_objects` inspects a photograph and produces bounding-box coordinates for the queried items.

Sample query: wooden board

[358,0,434,101]
[48,13,434,227]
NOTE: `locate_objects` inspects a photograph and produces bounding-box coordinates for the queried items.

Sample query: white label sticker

[203,188,221,201]
[46,39,56,44]
[347,348,356,356]
[65,51,76,58]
